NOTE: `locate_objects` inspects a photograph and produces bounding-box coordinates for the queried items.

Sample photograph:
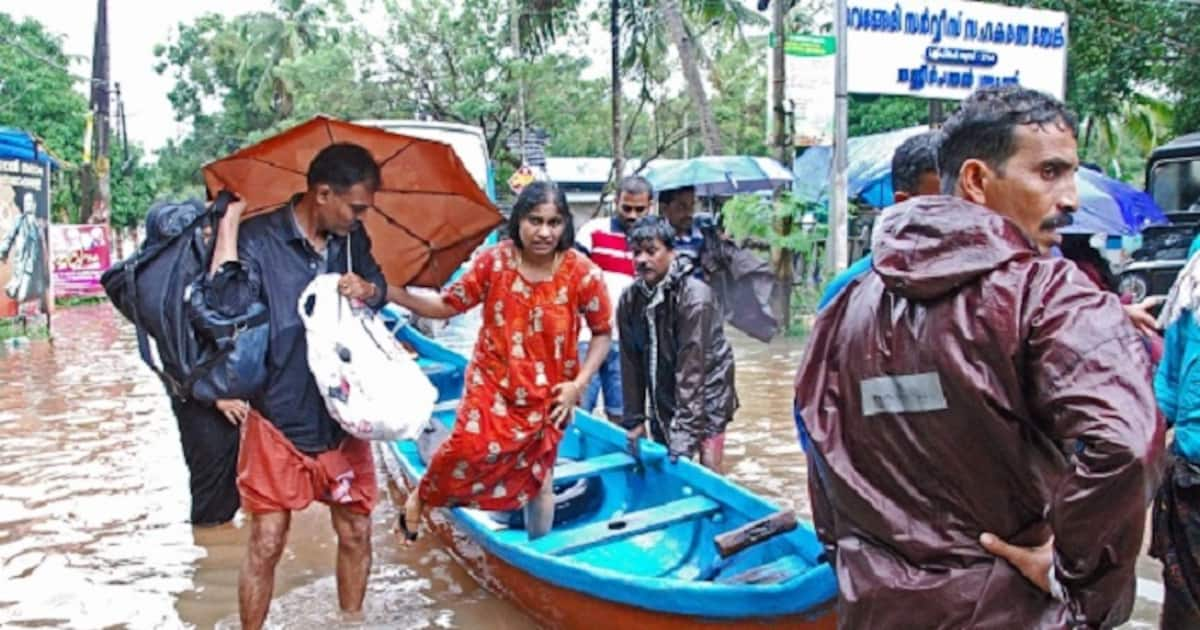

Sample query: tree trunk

[662,0,723,155]
[610,0,624,195]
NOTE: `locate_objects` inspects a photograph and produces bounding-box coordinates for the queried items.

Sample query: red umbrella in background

[202,116,503,288]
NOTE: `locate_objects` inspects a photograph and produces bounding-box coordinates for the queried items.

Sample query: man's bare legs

[330,504,373,614]
[239,511,291,630]
[700,433,726,474]
[524,474,556,539]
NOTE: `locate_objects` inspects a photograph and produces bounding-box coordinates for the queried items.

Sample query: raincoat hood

[872,195,1039,301]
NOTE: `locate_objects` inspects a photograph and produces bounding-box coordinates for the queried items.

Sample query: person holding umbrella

[389,181,613,541]
[206,143,389,629]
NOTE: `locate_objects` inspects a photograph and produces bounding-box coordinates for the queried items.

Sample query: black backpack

[101,192,269,402]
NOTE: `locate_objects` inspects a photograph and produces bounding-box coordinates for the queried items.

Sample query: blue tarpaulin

[792,126,1167,236]
[792,126,927,208]
[0,128,58,169]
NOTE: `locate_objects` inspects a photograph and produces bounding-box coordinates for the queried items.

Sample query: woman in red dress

[390,182,613,539]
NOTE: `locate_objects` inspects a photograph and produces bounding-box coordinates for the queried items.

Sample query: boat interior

[384,318,825,588]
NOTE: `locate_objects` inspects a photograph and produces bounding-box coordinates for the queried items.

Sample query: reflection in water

[0,305,531,630]
[0,305,1161,628]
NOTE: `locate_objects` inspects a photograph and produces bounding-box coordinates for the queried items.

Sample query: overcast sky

[7,1,764,156]
[7,1,283,153]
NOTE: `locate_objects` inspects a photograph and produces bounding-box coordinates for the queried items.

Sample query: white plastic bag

[298,273,437,441]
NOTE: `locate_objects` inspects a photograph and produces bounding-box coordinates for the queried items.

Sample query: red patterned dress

[418,241,613,510]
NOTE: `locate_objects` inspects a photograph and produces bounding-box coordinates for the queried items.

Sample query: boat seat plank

[715,554,808,585]
[432,398,460,414]
[531,496,720,556]
[553,453,636,485]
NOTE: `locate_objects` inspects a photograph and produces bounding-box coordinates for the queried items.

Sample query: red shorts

[236,410,377,515]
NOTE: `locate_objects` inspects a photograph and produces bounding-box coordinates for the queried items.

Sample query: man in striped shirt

[574,176,654,422]
[659,186,702,263]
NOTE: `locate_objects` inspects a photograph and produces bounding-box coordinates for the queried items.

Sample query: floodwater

[0,304,1164,628]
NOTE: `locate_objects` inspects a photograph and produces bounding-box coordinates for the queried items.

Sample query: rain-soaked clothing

[237,409,377,516]
[170,398,240,525]
[618,259,737,458]
[417,242,611,510]
[795,196,1165,629]
[1151,453,1200,628]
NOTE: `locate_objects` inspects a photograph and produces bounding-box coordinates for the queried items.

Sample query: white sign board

[846,0,1068,100]
[788,35,836,146]
[767,34,837,147]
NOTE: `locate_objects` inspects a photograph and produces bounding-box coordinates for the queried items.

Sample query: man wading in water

[207,144,389,628]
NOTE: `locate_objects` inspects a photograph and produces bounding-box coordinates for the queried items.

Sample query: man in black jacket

[618,216,737,472]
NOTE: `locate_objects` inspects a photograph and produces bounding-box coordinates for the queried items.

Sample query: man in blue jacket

[817,130,943,309]
[1153,233,1200,627]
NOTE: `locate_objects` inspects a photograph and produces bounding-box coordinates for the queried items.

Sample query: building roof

[544,157,647,185]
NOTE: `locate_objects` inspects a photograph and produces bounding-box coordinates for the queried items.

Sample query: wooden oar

[713,509,797,558]
[698,509,799,582]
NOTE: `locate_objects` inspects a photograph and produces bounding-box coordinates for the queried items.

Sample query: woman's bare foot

[399,491,422,544]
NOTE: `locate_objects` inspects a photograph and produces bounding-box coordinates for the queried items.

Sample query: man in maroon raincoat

[795,86,1165,628]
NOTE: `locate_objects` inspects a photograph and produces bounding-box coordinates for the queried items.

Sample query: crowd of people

[154,83,1200,629]
[164,142,746,625]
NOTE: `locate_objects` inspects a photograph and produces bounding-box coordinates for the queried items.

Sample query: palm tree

[1082,94,1174,181]
[635,0,766,155]
[662,0,723,154]
[236,0,342,119]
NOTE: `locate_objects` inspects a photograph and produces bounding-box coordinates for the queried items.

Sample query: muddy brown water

[0,304,1162,628]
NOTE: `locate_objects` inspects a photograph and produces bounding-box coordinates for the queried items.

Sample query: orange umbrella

[202,115,503,288]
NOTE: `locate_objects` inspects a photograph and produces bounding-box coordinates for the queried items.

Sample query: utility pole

[610,0,624,189]
[829,0,849,273]
[116,82,129,168]
[86,0,111,226]
[928,100,943,128]
[771,0,788,165]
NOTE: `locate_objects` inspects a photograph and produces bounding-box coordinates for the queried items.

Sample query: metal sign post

[830,0,849,273]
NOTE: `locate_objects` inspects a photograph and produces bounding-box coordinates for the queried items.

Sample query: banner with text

[846,0,1067,100]
[50,224,111,297]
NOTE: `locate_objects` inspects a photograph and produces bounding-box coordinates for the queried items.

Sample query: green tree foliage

[141,0,1200,200]
[848,95,930,137]
[108,144,165,229]
[1082,94,1174,184]
[0,14,87,162]
[711,38,768,156]
[153,0,386,189]
[0,13,89,216]
[986,0,1200,178]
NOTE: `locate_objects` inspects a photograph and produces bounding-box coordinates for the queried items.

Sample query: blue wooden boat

[378,308,837,629]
